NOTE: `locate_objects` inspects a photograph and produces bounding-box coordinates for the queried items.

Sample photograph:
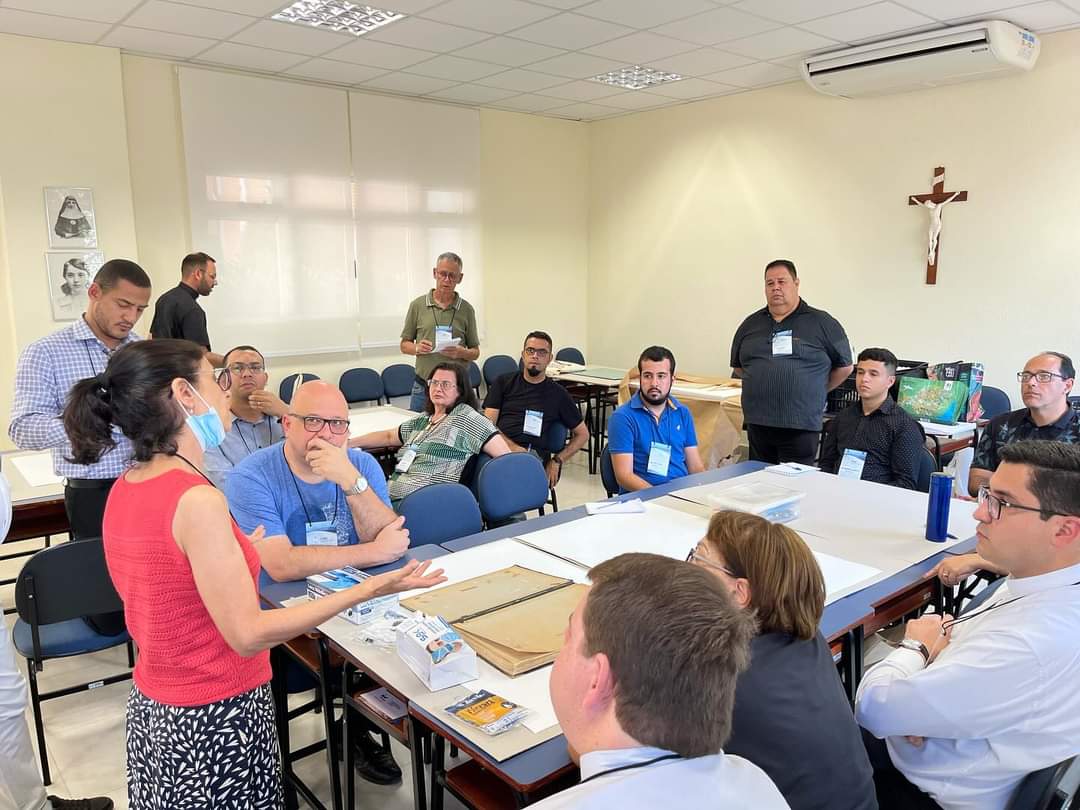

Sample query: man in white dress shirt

[532,552,789,810]
[857,440,1080,810]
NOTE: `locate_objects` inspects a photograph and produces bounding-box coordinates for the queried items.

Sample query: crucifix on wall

[908,166,968,285]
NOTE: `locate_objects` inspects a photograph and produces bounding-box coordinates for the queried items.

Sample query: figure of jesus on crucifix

[911,191,960,265]
[908,166,968,285]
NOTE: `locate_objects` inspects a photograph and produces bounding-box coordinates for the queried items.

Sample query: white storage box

[306,566,399,626]
[396,615,478,691]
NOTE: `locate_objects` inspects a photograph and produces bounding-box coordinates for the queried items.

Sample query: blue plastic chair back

[468,361,483,396]
[397,483,483,547]
[476,453,549,523]
[600,445,618,497]
[556,347,585,364]
[1005,756,1076,810]
[546,421,569,455]
[482,355,518,387]
[980,386,1012,420]
[279,373,320,405]
[381,363,416,399]
[915,447,937,493]
[339,368,384,406]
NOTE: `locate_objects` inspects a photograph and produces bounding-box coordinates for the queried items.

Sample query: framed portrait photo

[44,186,97,248]
[46,250,104,321]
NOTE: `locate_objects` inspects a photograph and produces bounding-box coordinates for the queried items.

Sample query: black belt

[65,477,117,490]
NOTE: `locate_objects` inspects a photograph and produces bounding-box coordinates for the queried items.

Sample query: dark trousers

[862,728,943,810]
[64,479,126,636]
[746,424,821,466]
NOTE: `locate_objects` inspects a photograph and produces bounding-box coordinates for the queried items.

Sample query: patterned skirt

[126,683,284,810]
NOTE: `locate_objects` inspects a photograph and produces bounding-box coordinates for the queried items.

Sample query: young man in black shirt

[483,331,589,488]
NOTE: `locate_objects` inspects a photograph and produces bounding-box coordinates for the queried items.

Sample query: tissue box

[306,566,399,626]
[396,615,478,691]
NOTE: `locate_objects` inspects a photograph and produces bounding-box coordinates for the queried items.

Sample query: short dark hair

[94,259,151,293]
[423,361,479,416]
[765,259,797,280]
[65,339,204,464]
[223,345,265,367]
[436,252,463,271]
[638,345,676,375]
[857,347,898,375]
[1040,351,1076,381]
[999,441,1080,519]
[523,331,553,350]
[584,553,757,756]
[181,252,215,276]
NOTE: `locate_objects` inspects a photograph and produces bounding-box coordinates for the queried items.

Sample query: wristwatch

[344,475,369,496]
[898,638,930,664]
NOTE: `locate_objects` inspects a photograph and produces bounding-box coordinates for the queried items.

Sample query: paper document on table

[584,498,645,515]
[919,420,976,437]
[8,453,61,488]
[348,408,414,437]
[815,551,883,604]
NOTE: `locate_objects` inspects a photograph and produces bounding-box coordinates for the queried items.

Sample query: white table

[347,404,415,438]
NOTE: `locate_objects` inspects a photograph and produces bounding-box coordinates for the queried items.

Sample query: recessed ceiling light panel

[589,65,682,91]
[273,1,404,36]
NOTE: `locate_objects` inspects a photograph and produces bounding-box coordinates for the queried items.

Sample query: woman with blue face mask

[63,339,446,810]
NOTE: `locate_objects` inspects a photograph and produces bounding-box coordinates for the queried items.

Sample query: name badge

[396,446,418,473]
[647,442,672,477]
[772,330,793,356]
[434,325,453,349]
[838,449,867,480]
[305,519,339,547]
[523,409,544,437]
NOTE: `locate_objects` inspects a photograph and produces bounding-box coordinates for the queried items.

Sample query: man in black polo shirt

[150,251,224,366]
[731,259,853,465]
[483,331,589,487]
[819,347,924,489]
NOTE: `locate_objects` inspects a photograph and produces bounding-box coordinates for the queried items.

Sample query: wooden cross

[908,166,968,285]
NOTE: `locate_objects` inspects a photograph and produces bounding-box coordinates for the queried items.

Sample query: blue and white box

[306,566,399,626]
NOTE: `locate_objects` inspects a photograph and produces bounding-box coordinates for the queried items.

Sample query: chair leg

[127,641,136,668]
[26,664,51,785]
[450,743,459,759]
[550,487,558,513]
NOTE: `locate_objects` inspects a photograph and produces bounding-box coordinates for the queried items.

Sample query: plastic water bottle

[925,472,953,542]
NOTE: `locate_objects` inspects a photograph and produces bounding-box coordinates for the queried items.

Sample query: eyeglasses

[685,549,738,578]
[428,379,457,391]
[1017,371,1067,384]
[211,368,232,392]
[228,362,265,375]
[523,347,551,358]
[289,414,350,434]
[977,485,1075,521]
[435,271,461,282]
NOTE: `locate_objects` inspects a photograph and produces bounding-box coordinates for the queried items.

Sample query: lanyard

[429,301,458,332]
[941,579,1080,632]
[578,753,682,786]
[83,340,104,376]
[236,415,272,455]
[283,444,338,525]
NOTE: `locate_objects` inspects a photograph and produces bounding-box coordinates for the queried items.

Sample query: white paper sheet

[348,406,415,438]
[815,551,883,605]
[584,498,645,515]
[8,452,61,488]
[919,420,976,437]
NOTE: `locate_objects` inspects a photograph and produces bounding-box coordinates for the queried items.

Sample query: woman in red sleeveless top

[64,340,445,810]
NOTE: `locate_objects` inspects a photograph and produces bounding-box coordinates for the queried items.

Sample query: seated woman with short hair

[351,361,511,508]
[689,510,878,810]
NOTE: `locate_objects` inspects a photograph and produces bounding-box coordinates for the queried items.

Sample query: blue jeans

[409,380,427,412]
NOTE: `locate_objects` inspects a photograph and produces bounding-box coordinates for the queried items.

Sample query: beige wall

[588,28,1080,398]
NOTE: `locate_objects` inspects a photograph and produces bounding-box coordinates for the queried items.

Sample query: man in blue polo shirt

[608,346,704,492]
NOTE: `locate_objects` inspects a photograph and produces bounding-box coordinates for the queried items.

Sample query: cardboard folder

[401,566,587,677]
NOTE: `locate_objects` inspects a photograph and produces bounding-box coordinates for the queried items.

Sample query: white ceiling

[1,0,1078,120]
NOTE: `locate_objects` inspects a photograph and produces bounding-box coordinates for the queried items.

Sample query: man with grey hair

[399,252,481,411]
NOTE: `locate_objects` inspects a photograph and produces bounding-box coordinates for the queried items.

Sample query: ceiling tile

[197,42,308,71]
[323,38,435,69]
[527,51,625,78]
[584,31,700,62]
[544,101,623,119]
[0,0,140,24]
[404,54,504,80]
[0,8,110,42]
[646,76,741,98]
[511,12,634,50]
[722,27,838,59]
[491,93,570,111]
[284,58,387,83]
[418,0,558,34]
[730,0,881,25]
[231,19,354,56]
[646,47,754,76]
[538,79,624,100]
[99,26,219,57]
[124,1,254,39]
[365,16,491,49]
[425,84,520,103]
[360,72,460,94]
[896,0,1032,17]
[704,60,798,86]
[576,0,718,29]
[174,0,284,13]
[473,68,567,91]
[591,91,668,110]
[799,2,935,42]
[983,1,1080,28]
[455,36,566,66]
[654,7,782,46]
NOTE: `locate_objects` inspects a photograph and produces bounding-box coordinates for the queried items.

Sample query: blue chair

[556,347,585,364]
[397,483,483,547]
[980,386,1011,420]
[476,453,549,527]
[468,361,483,399]
[279,372,319,405]
[461,452,493,498]
[545,422,569,512]
[599,445,618,498]
[381,363,416,400]
[1006,756,1078,810]
[915,447,937,493]
[339,368,384,407]
[14,538,133,784]
[482,355,517,388]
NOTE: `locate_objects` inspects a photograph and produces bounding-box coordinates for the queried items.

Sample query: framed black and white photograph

[44,186,97,248]
[46,250,103,321]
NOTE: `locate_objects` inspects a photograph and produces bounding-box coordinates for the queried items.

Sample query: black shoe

[47,797,114,810]
[354,731,402,786]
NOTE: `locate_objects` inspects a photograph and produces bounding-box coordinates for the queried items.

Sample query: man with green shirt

[399,252,480,411]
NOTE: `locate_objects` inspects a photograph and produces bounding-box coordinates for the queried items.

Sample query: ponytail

[65,375,117,464]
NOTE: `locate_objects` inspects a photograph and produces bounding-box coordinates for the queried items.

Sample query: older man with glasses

[858,440,1080,810]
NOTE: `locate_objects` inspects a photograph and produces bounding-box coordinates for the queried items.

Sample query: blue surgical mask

[182,386,226,451]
